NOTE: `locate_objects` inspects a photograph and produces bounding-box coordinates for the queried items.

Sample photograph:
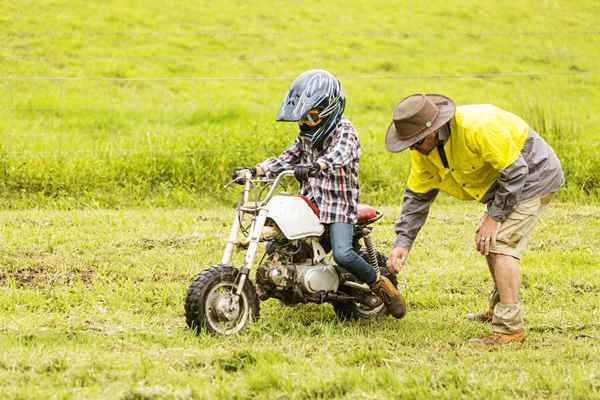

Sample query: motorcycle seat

[357,204,378,221]
[300,197,380,223]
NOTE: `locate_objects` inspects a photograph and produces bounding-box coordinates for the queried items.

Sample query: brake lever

[224,171,256,189]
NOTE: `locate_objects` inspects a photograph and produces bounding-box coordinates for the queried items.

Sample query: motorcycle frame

[222,170,383,298]
[222,171,297,295]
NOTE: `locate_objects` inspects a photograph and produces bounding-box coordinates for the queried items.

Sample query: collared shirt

[407,105,530,201]
[258,118,360,224]
[394,127,564,249]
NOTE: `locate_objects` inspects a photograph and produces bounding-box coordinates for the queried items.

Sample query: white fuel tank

[265,195,324,240]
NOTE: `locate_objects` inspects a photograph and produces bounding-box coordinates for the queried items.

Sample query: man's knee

[487,253,519,268]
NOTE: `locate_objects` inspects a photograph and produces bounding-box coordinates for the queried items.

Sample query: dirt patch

[12,266,49,287]
[0,266,96,288]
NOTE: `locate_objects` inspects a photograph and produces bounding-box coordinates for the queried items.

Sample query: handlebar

[261,170,295,204]
[226,170,297,208]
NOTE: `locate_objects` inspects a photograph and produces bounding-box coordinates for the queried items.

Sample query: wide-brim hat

[385,94,456,153]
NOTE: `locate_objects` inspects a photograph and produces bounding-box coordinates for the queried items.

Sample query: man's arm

[476,154,528,255]
[486,154,529,222]
[388,188,438,273]
[394,188,439,248]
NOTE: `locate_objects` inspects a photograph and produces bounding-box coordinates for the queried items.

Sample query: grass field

[2,1,600,399]
[1,202,599,399]
[1,0,600,206]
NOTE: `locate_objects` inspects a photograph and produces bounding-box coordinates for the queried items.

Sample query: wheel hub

[204,281,250,335]
[213,294,241,321]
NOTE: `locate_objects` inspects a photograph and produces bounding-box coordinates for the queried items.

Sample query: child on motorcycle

[233,69,405,319]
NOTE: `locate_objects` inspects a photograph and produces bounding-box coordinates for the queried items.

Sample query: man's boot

[369,275,406,319]
[469,303,525,346]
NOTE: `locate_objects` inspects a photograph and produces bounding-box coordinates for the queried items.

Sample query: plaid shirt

[258,118,361,224]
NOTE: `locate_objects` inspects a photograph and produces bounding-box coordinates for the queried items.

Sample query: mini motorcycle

[185,169,400,335]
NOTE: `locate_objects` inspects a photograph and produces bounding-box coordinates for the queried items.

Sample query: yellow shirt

[407,104,529,201]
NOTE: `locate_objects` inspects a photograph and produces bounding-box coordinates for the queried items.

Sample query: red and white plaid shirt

[258,118,361,224]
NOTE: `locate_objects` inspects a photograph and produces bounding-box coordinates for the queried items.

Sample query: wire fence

[0,148,221,159]
[5,53,598,64]
[1,70,597,82]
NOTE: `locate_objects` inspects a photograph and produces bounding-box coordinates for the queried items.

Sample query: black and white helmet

[276,69,345,148]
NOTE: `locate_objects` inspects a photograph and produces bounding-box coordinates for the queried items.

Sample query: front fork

[221,205,269,296]
[235,209,268,295]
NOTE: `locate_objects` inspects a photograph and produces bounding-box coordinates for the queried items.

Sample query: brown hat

[385,94,456,153]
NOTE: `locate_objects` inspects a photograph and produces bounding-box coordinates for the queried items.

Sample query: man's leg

[486,258,500,313]
[489,253,520,305]
[469,253,524,344]
[466,239,500,323]
[470,194,553,345]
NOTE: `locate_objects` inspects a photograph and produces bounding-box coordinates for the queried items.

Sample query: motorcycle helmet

[276,69,345,148]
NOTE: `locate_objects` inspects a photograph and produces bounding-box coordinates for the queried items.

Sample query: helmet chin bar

[298,112,330,141]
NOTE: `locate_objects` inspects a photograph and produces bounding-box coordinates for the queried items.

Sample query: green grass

[1,201,599,399]
[1,2,600,398]
[1,0,600,207]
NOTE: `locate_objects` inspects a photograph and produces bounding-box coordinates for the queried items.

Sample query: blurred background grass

[1,0,599,207]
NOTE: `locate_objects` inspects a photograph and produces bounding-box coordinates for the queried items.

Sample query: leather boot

[369,276,406,319]
[468,330,525,346]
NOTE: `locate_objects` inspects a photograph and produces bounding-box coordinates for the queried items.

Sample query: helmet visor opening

[298,109,322,128]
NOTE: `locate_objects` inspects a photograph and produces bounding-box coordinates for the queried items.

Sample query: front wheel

[185,265,259,335]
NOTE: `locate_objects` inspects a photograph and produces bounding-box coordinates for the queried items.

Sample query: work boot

[369,276,406,319]
[468,330,525,346]
[465,310,493,323]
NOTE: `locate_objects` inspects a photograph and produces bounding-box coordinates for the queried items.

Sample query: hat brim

[385,94,456,153]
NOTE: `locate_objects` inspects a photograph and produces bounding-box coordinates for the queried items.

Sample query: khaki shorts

[486,193,553,258]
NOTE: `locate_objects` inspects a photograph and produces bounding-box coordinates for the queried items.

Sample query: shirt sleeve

[487,154,529,222]
[257,139,302,177]
[394,188,439,248]
[317,122,359,170]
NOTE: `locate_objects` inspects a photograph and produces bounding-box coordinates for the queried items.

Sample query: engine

[256,239,340,304]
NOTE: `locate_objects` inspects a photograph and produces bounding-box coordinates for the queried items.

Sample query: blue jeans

[330,223,377,284]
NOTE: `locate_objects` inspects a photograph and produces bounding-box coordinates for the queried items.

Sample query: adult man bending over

[385,94,563,345]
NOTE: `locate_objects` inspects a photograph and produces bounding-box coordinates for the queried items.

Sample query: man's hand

[387,246,410,274]
[293,162,321,182]
[475,214,501,256]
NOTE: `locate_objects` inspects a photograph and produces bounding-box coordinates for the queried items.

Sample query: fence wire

[0,70,597,82]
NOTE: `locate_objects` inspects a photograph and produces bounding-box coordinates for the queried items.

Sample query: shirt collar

[438,123,451,144]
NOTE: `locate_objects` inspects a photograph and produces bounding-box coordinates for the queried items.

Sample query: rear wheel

[185,265,259,335]
[332,251,399,320]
